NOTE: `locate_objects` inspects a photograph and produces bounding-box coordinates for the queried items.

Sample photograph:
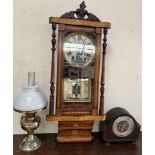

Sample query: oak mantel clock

[46,1,111,143]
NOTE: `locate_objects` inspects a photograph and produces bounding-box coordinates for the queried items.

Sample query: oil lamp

[14,72,47,151]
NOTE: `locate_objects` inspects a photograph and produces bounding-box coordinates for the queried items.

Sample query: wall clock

[46,1,111,143]
[100,107,141,143]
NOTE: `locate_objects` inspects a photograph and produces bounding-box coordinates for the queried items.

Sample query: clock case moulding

[46,1,111,143]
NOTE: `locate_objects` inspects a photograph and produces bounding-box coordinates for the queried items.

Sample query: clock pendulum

[46,1,111,143]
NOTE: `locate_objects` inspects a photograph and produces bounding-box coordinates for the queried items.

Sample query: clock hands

[121,122,128,133]
[79,55,87,61]
[79,42,87,61]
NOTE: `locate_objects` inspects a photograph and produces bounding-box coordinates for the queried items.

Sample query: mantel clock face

[112,116,135,137]
[63,33,95,68]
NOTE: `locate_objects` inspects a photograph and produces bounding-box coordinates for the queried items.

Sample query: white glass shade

[14,83,47,112]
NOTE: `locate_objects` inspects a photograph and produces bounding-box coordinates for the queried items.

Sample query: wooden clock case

[46,2,111,143]
[100,107,141,143]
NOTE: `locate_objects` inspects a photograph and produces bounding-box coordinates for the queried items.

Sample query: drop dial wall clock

[46,1,111,143]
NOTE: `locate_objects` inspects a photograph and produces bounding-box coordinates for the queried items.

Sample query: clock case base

[100,122,140,143]
[57,121,94,143]
[57,135,93,143]
[47,115,106,143]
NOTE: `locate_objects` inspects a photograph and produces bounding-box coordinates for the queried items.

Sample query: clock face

[112,116,135,137]
[63,33,95,67]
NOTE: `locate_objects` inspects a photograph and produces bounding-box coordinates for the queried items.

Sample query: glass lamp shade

[14,83,47,112]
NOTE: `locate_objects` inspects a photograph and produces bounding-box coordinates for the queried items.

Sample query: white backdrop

[13,0,141,134]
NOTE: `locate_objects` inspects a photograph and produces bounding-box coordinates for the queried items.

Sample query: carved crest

[61,1,100,22]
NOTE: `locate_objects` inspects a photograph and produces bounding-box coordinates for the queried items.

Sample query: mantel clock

[46,1,111,143]
[100,107,140,143]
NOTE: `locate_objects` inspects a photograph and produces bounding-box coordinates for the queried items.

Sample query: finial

[61,1,100,22]
[80,1,86,10]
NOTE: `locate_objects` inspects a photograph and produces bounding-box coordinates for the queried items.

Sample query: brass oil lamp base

[19,112,41,152]
[19,134,41,152]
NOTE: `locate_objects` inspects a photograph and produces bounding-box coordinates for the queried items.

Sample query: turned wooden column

[49,23,57,115]
[99,28,108,115]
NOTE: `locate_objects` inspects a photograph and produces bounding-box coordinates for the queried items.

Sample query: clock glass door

[62,32,96,103]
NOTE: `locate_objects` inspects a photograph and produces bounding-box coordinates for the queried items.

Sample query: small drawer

[59,121,94,130]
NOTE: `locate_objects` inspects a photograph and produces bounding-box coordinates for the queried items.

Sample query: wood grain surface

[46,115,106,121]
[13,132,142,155]
[49,17,111,28]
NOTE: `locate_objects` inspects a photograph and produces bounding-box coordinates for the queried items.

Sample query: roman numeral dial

[63,33,95,67]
